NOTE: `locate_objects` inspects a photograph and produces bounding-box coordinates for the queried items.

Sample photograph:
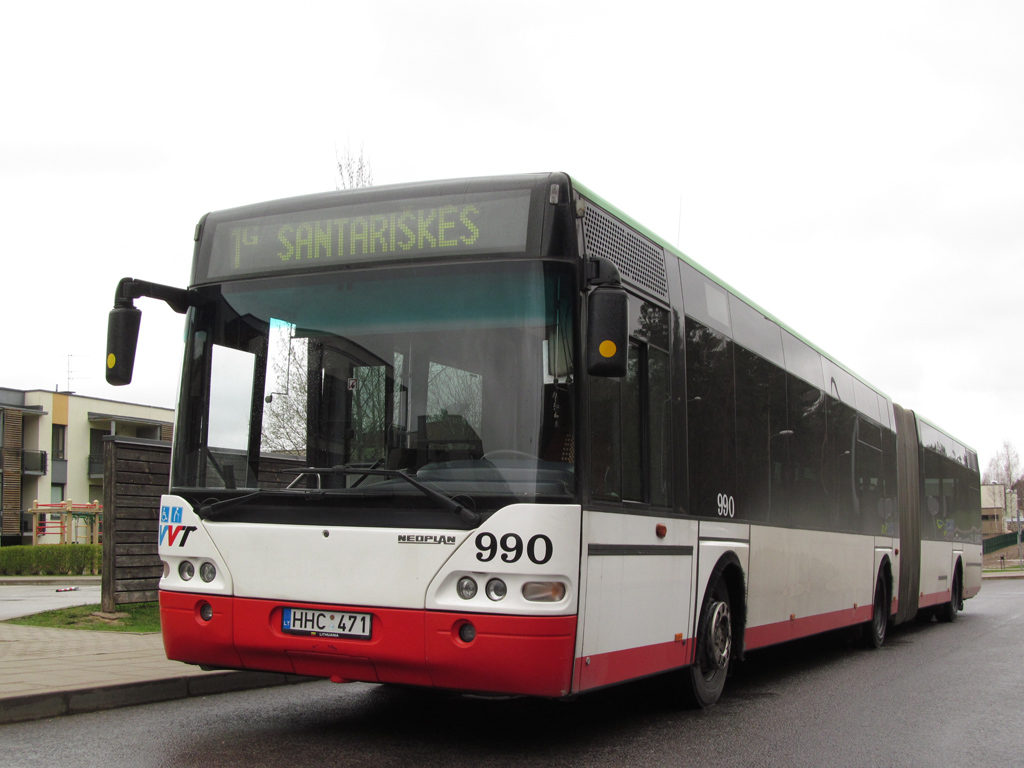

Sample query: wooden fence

[100,437,304,611]
[101,436,169,611]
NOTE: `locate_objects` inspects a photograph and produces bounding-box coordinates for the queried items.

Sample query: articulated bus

[106,173,981,706]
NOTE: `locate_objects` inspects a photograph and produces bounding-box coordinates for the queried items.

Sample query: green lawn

[4,602,161,633]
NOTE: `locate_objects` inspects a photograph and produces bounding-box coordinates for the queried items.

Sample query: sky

[2,1,1021,474]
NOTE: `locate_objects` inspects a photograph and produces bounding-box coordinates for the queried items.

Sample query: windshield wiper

[197,489,267,518]
[196,483,326,519]
[291,466,481,525]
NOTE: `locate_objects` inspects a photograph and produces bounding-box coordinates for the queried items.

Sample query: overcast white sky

[2,1,1021,473]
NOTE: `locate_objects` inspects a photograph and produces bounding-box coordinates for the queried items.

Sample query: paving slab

[0,623,311,725]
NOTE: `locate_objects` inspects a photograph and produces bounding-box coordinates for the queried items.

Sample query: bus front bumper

[160,591,577,698]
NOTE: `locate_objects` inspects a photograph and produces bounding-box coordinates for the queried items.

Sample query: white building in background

[0,387,173,546]
[981,483,1020,537]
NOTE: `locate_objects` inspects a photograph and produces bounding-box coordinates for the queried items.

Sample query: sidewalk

[0,580,312,726]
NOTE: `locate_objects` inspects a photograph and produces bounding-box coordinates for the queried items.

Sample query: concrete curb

[981,571,1024,579]
[0,671,316,726]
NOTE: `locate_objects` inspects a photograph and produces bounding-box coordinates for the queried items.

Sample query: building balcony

[22,450,47,475]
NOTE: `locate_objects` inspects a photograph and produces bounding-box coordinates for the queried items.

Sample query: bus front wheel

[683,576,732,708]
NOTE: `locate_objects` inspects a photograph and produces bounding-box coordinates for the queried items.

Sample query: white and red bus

[106,173,981,706]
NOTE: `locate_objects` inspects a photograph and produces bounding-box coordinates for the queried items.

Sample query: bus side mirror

[104,277,194,387]
[106,304,142,386]
[586,286,628,377]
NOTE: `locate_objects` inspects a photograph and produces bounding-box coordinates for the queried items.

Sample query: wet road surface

[2,579,1021,767]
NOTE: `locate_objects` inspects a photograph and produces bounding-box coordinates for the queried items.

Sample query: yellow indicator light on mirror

[599,340,617,358]
[107,353,116,369]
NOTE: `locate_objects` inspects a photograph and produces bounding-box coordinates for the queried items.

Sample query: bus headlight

[522,581,566,602]
[200,562,217,583]
[178,561,195,581]
[456,577,478,600]
[485,578,507,601]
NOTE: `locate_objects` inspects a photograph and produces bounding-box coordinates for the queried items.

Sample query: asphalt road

[2,579,1022,768]
[0,583,102,621]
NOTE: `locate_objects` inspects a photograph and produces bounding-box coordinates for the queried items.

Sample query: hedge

[0,544,102,576]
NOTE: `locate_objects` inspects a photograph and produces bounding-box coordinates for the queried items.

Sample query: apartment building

[981,483,1020,537]
[0,387,173,546]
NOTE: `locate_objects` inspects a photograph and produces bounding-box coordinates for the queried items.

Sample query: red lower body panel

[160,591,577,698]
[918,589,952,609]
[573,639,694,693]
[745,604,874,650]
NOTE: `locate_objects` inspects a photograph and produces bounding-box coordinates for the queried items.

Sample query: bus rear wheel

[862,575,888,649]
[938,569,962,623]
[683,577,732,708]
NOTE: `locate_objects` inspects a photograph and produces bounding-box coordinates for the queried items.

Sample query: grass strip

[3,602,161,633]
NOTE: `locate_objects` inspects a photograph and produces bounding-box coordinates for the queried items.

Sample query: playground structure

[30,500,103,545]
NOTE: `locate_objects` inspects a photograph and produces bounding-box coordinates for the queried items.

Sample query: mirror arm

[586,256,622,287]
[106,277,198,387]
[114,277,198,314]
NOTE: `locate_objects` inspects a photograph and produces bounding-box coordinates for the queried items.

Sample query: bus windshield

[172,260,576,513]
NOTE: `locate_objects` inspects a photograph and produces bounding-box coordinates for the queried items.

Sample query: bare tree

[427,363,482,433]
[983,441,1023,545]
[983,440,1022,488]
[349,364,390,463]
[261,329,309,456]
[336,144,374,190]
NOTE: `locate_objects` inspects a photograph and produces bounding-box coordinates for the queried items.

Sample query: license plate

[282,607,372,639]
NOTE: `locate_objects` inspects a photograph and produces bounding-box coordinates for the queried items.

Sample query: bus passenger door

[577,319,695,692]
[577,512,696,692]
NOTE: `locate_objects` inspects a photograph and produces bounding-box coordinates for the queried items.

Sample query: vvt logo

[160,506,197,547]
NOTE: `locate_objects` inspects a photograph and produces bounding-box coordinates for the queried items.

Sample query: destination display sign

[205,190,532,279]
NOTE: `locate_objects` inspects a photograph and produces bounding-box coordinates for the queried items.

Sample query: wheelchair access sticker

[160,505,197,547]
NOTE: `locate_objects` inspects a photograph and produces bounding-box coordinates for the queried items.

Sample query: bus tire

[683,575,732,708]
[862,574,888,649]
[938,567,961,623]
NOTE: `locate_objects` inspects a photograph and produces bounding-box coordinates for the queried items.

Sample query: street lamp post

[1016,492,1022,568]
[1006,488,1023,568]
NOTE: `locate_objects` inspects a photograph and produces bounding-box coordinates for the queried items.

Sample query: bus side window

[590,332,671,507]
[734,344,788,525]
[590,351,629,502]
[787,374,827,528]
[685,316,736,518]
[647,345,670,507]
